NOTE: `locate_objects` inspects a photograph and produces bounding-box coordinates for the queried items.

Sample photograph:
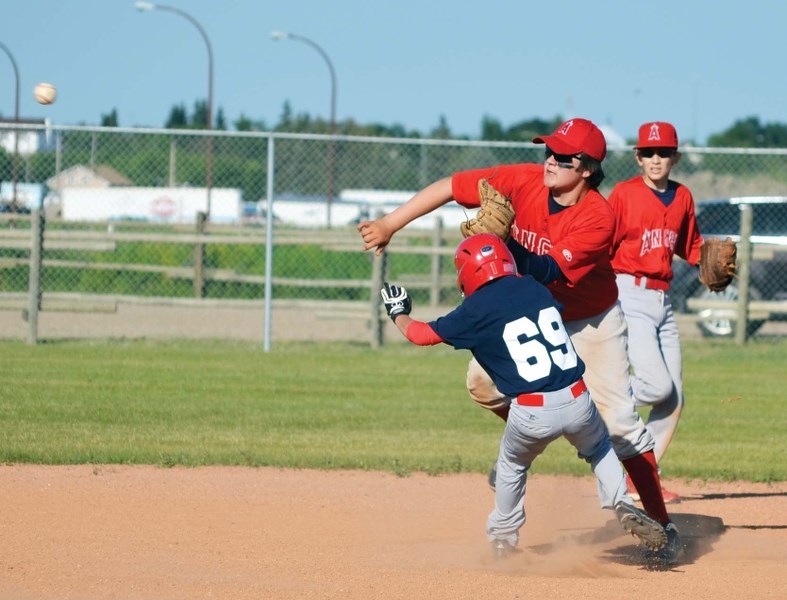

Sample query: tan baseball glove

[698,237,737,292]
[459,179,515,241]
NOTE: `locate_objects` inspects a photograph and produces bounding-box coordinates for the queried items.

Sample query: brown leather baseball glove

[698,237,737,292]
[459,179,515,241]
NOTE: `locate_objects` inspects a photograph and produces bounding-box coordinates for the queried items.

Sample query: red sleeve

[608,183,627,255]
[451,164,543,208]
[674,188,704,266]
[404,321,444,346]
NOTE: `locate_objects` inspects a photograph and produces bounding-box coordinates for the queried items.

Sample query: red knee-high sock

[622,450,670,525]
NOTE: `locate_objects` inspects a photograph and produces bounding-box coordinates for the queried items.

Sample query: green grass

[1,337,785,482]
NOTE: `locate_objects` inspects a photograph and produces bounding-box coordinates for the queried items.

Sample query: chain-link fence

[1,122,786,345]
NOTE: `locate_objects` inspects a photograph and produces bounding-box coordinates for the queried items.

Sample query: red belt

[634,275,670,291]
[516,379,587,407]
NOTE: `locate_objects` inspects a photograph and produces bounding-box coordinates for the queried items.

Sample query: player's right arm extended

[392,315,444,346]
[358,177,453,255]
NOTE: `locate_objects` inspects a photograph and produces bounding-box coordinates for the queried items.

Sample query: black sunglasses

[544,147,580,169]
[638,148,675,159]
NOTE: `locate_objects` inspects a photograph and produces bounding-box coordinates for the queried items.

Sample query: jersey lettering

[640,228,678,256]
[511,228,550,256]
[502,306,578,382]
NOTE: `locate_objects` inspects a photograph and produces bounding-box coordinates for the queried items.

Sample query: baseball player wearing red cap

[358,118,683,565]
[609,122,704,503]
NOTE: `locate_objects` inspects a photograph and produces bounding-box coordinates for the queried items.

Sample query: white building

[0,118,55,155]
[267,189,470,230]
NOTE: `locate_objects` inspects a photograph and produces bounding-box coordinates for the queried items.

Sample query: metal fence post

[368,209,388,348]
[734,204,753,345]
[26,208,44,345]
[193,211,206,298]
[370,249,388,348]
[430,216,443,306]
[263,134,275,353]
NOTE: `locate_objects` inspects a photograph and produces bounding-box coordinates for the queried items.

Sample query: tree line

[95,101,787,149]
[0,102,783,211]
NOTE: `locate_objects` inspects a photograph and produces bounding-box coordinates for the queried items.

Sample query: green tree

[215,107,227,130]
[480,115,505,140]
[165,103,188,129]
[100,109,119,127]
[278,101,293,129]
[429,115,452,139]
[234,114,267,131]
[708,116,787,148]
[190,99,208,128]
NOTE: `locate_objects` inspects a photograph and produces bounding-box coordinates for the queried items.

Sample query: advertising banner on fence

[59,187,243,224]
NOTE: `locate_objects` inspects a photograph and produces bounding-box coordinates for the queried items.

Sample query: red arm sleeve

[676,190,704,266]
[404,321,444,346]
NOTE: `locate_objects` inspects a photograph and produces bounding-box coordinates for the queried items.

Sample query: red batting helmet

[455,233,518,297]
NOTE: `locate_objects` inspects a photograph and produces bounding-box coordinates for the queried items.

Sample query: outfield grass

[1,337,784,482]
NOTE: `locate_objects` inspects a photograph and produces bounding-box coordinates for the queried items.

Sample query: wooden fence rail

[4,212,785,345]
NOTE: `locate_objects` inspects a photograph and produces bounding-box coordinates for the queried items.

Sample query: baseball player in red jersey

[380,234,668,560]
[609,122,704,503]
[358,118,682,564]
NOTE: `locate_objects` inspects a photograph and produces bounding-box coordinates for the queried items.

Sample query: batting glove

[380,282,412,322]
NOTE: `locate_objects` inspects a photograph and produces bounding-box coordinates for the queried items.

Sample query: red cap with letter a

[636,122,679,149]
[532,118,607,161]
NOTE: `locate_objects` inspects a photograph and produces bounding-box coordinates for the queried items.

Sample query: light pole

[134,1,214,219]
[0,41,20,213]
[271,31,337,228]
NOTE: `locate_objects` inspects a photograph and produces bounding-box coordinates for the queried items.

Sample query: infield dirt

[0,466,784,599]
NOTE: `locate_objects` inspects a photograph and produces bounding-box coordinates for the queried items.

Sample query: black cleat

[644,522,683,567]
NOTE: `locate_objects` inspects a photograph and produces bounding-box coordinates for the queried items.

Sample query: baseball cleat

[644,522,684,568]
[659,485,682,504]
[615,501,668,551]
[491,539,518,560]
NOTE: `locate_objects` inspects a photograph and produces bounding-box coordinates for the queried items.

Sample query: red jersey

[608,176,703,284]
[452,164,618,322]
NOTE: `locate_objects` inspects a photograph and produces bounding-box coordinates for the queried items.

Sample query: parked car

[669,196,787,337]
[0,202,31,214]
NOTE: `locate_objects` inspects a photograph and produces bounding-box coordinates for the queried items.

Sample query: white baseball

[34,82,57,105]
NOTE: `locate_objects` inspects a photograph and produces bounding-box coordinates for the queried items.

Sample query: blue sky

[3,0,785,144]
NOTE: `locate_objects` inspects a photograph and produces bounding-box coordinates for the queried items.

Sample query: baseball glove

[698,237,737,292]
[459,179,515,240]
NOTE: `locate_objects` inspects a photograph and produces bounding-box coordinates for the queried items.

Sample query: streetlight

[0,41,20,214]
[134,1,214,219]
[271,31,337,228]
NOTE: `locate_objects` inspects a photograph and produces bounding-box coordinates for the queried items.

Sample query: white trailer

[59,187,243,224]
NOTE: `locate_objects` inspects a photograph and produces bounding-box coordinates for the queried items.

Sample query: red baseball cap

[532,118,607,161]
[636,122,679,149]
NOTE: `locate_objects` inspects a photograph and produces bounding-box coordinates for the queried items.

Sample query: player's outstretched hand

[380,282,412,322]
[358,219,393,256]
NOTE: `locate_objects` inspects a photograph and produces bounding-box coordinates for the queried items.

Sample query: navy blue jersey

[429,275,585,396]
